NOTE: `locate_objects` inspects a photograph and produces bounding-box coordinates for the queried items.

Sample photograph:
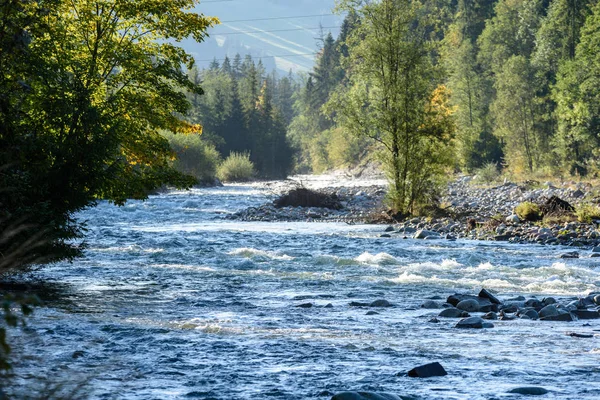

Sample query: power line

[195,52,318,63]
[220,14,336,23]
[212,26,340,35]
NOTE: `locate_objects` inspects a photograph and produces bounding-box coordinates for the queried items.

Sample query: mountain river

[7,177,600,399]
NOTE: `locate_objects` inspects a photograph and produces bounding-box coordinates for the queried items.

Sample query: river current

[8,178,600,399]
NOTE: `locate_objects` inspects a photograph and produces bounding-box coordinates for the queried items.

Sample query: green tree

[0,0,217,272]
[553,0,600,175]
[331,0,455,214]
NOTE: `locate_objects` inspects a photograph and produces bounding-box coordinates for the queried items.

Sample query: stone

[456,299,480,312]
[568,332,594,338]
[414,229,440,239]
[508,387,549,396]
[380,234,391,238]
[455,316,494,329]
[519,309,539,320]
[428,317,440,323]
[506,214,520,223]
[538,305,560,318]
[482,312,498,320]
[349,302,370,307]
[500,304,519,313]
[366,311,379,316]
[542,297,557,306]
[420,300,441,309]
[573,309,600,319]
[296,303,313,308]
[324,303,334,308]
[540,313,575,322]
[331,392,404,400]
[525,299,542,309]
[406,362,447,378]
[594,295,600,305]
[446,294,493,309]
[385,226,395,232]
[439,308,469,318]
[592,246,600,253]
[370,299,393,307]
[572,189,585,198]
[479,288,502,305]
[560,251,579,259]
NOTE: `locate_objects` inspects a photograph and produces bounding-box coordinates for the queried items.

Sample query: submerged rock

[508,387,549,395]
[414,229,440,239]
[439,308,469,318]
[370,299,393,307]
[421,300,441,309]
[331,392,407,400]
[296,303,313,308]
[455,316,494,329]
[406,362,448,378]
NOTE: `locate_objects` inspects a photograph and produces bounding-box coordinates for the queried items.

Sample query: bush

[217,152,255,182]
[474,162,501,184]
[515,201,542,221]
[576,203,600,223]
[162,132,220,184]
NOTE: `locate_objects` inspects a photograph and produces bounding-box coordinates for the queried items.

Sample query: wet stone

[455,316,494,329]
[540,313,575,322]
[370,299,393,307]
[482,312,498,320]
[406,362,448,378]
[508,387,549,396]
[296,303,313,308]
[479,288,502,305]
[439,308,469,318]
[539,304,560,318]
[421,300,441,309]
[366,311,379,316]
[573,309,600,319]
[560,251,579,259]
[331,392,405,400]
[456,299,480,312]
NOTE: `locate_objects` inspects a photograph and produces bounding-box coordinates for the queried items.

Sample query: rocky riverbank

[229,174,600,250]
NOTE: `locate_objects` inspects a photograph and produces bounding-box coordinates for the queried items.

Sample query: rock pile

[430,288,600,325]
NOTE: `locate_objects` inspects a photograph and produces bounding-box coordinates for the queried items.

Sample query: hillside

[182,0,340,73]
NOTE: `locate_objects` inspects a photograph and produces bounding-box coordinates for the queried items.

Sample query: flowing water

[7,178,600,399]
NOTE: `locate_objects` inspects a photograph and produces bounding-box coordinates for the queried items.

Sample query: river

[7,177,600,399]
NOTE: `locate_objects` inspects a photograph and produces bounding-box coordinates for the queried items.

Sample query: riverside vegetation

[4,0,600,397]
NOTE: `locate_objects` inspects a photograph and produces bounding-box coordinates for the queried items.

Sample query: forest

[183,0,600,188]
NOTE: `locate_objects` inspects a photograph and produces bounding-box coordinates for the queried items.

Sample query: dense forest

[183,0,600,186]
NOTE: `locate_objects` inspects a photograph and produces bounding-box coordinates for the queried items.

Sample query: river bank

[230,172,600,251]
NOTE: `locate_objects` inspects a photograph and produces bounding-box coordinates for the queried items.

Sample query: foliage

[0,294,39,372]
[162,132,221,184]
[217,152,255,182]
[0,0,217,273]
[185,56,294,179]
[474,162,501,184]
[575,203,600,223]
[515,201,542,221]
[330,0,455,214]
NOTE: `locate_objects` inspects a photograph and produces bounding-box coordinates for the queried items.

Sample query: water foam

[228,247,294,261]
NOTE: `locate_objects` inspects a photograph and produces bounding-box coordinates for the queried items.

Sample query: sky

[180,0,341,73]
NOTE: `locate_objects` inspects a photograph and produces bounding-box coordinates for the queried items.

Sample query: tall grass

[217,152,255,182]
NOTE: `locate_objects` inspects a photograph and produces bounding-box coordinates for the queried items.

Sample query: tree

[0,0,217,272]
[331,0,455,215]
[553,0,600,175]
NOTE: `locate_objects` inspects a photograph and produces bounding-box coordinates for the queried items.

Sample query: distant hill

[180,0,340,73]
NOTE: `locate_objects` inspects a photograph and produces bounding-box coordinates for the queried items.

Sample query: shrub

[576,203,600,223]
[515,202,542,221]
[217,152,255,182]
[162,131,221,184]
[474,162,500,184]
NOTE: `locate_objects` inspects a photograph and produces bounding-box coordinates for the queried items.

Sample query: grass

[575,203,600,223]
[515,202,542,221]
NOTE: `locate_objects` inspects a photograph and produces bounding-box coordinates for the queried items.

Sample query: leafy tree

[331,0,455,215]
[553,0,600,175]
[0,0,217,272]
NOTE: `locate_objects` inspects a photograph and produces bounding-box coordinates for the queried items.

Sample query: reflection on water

[7,181,600,399]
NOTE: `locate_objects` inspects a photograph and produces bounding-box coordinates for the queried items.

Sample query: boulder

[506,215,520,223]
[370,299,393,307]
[406,362,447,378]
[482,312,498,320]
[479,288,502,305]
[420,300,441,309]
[525,298,542,308]
[542,297,557,306]
[519,309,539,320]
[331,392,405,400]
[439,308,469,318]
[456,299,480,312]
[573,310,600,319]
[538,304,560,318]
[560,251,579,259]
[446,294,493,309]
[384,226,395,232]
[508,387,549,396]
[296,303,313,308]
[274,188,342,209]
[540,313,575,322]
[366,311,379,316]
[455,316,494,329]
[414,229,440,239]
